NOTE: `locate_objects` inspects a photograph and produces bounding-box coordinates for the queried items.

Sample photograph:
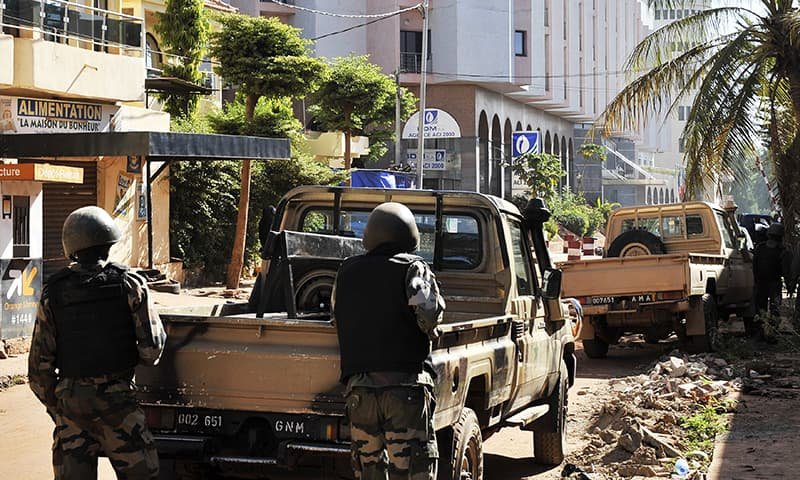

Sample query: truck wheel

[686,293,719,353]
[605,230,666,257]
[533,362,568,465]
[582,338,609,358]
[438,407,483,480]
[294,269,337,313]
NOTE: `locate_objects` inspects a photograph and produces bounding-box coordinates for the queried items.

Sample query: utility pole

[395,69,402,165]
[415,0,429,189]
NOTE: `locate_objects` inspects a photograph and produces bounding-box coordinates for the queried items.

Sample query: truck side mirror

[541,268,562,300]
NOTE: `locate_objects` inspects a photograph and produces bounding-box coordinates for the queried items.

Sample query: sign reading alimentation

[0,96,118,134]
[402,109,462,139]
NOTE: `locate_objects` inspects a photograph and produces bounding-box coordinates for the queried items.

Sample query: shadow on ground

[484,453,557,479]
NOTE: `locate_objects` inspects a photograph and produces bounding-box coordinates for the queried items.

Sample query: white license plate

[175,411,224,432]
[590,294,653,305]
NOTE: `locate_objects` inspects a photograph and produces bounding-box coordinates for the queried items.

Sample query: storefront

[0,162,83,338]
[0,131,291,284]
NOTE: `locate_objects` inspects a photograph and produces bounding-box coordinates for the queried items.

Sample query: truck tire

[686,293,719,353]
[605,230,666,257]
[582,338,609,358]
[438,407,483,480]
[533,362,568,465]
[294,269,337,313]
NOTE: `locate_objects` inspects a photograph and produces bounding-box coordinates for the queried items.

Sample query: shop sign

[0,258,41,338]
[0,96,118,134]
[0,164,84,184]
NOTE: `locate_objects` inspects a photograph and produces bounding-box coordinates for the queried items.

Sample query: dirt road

[3,337,796,479]
[0,340,670,479]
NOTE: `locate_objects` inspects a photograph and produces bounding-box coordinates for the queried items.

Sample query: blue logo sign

[512,131,540,158]
[424,110,439,125]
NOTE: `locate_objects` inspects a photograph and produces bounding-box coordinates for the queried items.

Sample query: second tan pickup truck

[560,201,753,358]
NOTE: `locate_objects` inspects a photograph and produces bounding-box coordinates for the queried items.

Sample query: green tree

[599,1,800,238]
[509,151,565,204]
[310,55,417,172]
[170,102,344,283]
[154,0,209,117]
[209,14,327,289]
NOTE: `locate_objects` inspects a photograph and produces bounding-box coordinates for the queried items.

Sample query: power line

[312,12,400,41]
[269,1,421,19]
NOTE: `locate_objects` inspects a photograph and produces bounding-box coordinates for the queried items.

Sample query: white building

[251,1,682,204]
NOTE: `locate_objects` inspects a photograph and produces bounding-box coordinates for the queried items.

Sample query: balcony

[0,0,145,101]
[400,52,422,73]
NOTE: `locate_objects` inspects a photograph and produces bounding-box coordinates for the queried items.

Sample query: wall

[0,35,12,87]
[97,157,170,269]
[0,182,42,259]
[12,38,145,102]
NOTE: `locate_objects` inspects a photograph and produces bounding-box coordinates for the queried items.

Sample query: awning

[0,131,290,161]
[144,77,214,95]
[0,131,292,268]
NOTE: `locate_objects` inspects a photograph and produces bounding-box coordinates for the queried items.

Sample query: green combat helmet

[62,206,122,259]
[362,202,419,253]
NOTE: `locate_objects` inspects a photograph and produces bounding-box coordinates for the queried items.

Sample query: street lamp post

[415,0,429,189]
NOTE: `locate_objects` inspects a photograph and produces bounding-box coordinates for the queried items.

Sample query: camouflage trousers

[346,385,438,480]
[52,379,159,480]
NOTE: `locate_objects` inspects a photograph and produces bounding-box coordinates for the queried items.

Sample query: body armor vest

[48,263,138,378]
[334,253,431,382]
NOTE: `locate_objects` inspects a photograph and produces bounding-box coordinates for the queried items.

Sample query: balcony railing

[0,0,144,54]
[400,52,422,73]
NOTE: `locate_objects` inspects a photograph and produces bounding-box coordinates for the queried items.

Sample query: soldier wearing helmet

[28,206,166,479]
[751,222,791,338]
[333,202,445,480]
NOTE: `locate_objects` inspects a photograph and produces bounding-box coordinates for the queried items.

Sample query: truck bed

[559,253,724,298]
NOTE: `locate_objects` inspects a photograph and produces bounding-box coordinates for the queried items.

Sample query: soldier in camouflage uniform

[28,206,166,480]
[333,202,446,480]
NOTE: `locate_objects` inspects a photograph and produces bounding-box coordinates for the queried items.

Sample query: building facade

[247,0,653,201]
[0,0,173,293]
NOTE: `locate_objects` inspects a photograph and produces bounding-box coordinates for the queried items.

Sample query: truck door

[715,211,750,303]
[507,218,551,411]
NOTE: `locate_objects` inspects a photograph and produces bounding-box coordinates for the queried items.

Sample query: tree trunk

[225,94,257,289]
[778,75,800,245]
[343,107,353,186]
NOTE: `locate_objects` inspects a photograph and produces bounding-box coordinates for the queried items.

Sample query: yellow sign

[0,163,84,184]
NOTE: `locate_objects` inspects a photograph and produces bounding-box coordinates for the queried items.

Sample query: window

[400,30,430,73]
[12,196,30,258]
[678,105,690,121]
[655,9,661,20]
[715,212,735,248]
[662,215,684,238]
[300,209,481,270]
[639,218,660,236]
[509,220,534,296]
[515,30,526,56]
[621,219,636,232]
[676,9,683,19]
[686,214,704,236]
[678,136,685,153]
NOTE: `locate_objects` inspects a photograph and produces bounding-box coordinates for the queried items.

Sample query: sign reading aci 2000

[402,109,462,139]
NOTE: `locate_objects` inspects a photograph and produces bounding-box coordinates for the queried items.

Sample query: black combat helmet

[767,222,785,238]
[61,206,122,259]
[362,202,419,253]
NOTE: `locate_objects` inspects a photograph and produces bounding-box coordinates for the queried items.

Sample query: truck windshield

[300,208,482,270]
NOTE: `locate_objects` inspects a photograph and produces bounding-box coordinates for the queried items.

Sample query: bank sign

[406,150,446,170]
[402,109,462,139]
[0,96,118,134]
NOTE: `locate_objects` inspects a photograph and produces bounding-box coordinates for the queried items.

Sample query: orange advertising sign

[0,163,83,184]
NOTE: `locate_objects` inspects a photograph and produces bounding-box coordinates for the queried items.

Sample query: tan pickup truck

[136,186,577,480]
[560,201,753,358]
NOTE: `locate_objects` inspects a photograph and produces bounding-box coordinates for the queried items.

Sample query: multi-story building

[629,1,712,205]
[249,0,651,201]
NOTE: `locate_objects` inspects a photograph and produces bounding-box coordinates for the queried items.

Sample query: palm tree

[598,1,800,236]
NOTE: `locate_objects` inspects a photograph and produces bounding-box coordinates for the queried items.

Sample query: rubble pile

[564,352,743,479]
